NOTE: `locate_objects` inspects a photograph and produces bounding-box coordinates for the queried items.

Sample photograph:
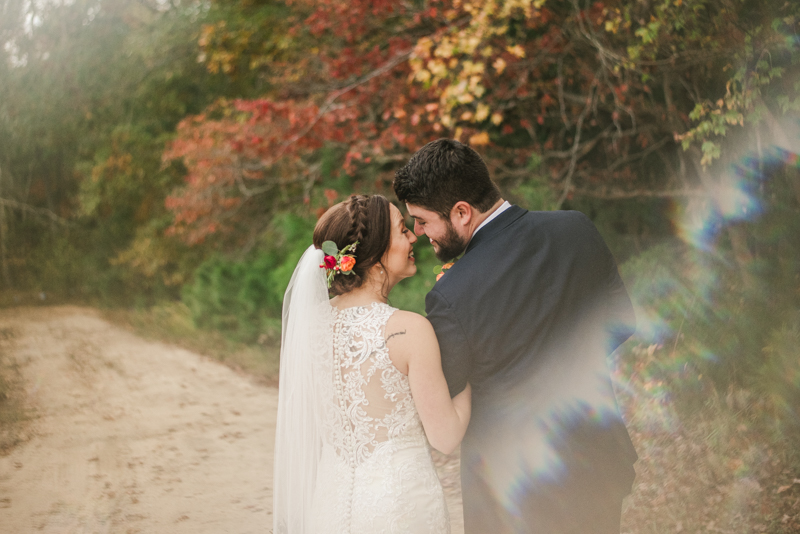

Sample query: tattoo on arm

[386,330,407,342]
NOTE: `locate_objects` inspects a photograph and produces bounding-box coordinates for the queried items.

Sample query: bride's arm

[386,311,471,455]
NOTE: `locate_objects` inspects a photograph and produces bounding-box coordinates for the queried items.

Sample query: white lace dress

[311,302,450,534]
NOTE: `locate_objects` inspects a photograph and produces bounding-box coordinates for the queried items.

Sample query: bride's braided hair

[345,195,369,251]
[313,194,392,296]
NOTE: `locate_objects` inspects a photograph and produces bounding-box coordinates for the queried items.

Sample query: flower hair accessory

[320,240,358,288]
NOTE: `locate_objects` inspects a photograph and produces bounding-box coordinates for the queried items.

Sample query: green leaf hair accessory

[319,240,359,288]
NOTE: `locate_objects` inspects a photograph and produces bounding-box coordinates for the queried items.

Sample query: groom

[394,139,638,534]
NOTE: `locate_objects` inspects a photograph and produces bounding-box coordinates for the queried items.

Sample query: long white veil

[273,245,332,534]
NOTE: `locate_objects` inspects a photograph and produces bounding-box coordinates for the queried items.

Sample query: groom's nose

[413,220,425,236]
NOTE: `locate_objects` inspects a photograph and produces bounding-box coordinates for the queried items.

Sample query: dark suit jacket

[426,206,637,533]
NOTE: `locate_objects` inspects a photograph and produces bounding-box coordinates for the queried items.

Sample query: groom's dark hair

[393,138,501,218]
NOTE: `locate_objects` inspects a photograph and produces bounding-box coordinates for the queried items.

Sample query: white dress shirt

[470,200,511,243]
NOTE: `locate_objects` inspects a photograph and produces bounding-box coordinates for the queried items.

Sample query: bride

[273,194,472,534]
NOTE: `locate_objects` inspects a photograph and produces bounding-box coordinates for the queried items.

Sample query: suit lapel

[464,205,527,255]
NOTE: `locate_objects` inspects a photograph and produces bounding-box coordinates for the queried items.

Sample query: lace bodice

[321,302,427,464]
[311,302,449,534]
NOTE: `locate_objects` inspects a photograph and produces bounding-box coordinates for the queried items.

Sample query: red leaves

[323,189,338,206]
[613,83,629,103]
[164,0,692,246]
[302,0,411,42]
[164,83,416,243]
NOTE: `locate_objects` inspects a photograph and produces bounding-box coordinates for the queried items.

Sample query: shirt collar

[470,200,511,242]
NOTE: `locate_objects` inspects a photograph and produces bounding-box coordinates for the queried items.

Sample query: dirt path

[0,306,463,534]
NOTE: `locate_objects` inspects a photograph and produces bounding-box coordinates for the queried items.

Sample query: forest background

[1,0,800,531]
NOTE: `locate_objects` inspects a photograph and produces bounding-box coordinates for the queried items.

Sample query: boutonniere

[433,262,455,281]
[320,240,358,288]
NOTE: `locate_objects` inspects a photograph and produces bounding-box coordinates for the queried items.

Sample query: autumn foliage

[3,4,800,531]
[163,0,799,245]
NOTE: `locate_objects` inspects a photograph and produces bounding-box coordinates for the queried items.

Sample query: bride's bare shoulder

[385,310,436,342]
[385,311,438,372]
[387,310,432,329]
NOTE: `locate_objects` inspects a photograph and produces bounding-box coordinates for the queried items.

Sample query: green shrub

[181,213,314,343]
[618,224,800,413]
[756,315,800,430]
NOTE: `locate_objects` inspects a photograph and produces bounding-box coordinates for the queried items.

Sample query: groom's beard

[433,221,468,262]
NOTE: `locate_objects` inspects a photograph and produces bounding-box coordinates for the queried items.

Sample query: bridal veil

[273,245,332,534]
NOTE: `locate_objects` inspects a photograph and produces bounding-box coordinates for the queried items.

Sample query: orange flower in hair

[319,240,358,288]
[340,256,356,272]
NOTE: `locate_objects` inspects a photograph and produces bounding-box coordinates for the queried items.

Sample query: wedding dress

[274,247,450,534]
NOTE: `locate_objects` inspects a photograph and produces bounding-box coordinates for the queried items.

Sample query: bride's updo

[313,194,392,296]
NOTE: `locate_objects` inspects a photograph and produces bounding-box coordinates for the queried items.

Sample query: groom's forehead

[405,203,441,220]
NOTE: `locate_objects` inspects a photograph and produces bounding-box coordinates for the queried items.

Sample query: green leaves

[321,241,338,256]
[320,240,358,288]
[700,141,721,167]
[634,21,662,45]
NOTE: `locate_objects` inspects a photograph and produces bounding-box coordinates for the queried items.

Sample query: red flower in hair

[320,240,359,288]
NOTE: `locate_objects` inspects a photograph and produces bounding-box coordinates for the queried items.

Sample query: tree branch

[540,124,657,161]
[556,73,599,208]
[0,197,69,225]
[606,135,671,172]
[274,49,413,160]
[570,187,706,199]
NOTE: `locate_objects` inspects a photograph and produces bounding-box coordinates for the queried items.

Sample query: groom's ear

[450,201,474,228]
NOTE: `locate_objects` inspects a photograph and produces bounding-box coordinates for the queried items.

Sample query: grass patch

[102,302,281,385]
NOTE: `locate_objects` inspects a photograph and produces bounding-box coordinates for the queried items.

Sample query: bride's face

[380,203,418,285]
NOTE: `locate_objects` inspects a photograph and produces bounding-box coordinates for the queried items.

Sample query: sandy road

[0,306,463,534]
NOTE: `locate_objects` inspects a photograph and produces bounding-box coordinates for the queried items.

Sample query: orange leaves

[469,131,490,145]
[90,153,133,183]
[169,0,686,246]
[197,21,254,75]
[414,36,435,59]
[505,44,525,58]
[302,0,411,43]
[403,1,562,145]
